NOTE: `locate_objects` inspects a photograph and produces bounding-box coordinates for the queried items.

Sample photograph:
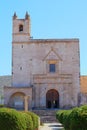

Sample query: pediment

[43,48,62,61]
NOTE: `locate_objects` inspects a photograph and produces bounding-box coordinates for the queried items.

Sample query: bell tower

[12,12,31,42]
[12,12,31,87]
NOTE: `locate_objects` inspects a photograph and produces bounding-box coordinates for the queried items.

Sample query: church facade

[4,13,80,110]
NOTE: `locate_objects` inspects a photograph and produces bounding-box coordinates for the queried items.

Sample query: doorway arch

[46,89,59,108]
[9,92,25,110]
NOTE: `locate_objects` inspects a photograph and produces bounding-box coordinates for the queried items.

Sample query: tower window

[19,25,23,32]
[49,64,56,73]
[20,67,22,70]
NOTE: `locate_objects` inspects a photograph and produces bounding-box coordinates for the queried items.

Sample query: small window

[49,64,56,73]
[19,25,23,32]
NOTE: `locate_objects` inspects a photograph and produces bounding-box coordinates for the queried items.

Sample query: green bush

[69,107,83,130]
[56,110,65,124]
[80,104,87,112]
[22,112,33,130]
[25,111,39,130]
[0,104,4,108]
[0,108,26,130]
[62,110,72,130]
[56,105,87,130]
[0,108,39,130]
[56,110,72,130]
[80,112,87,130]
[70,106,87,130]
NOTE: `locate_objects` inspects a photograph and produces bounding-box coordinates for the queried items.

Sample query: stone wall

[80,76,87,93]
[11,39,80,108]
[0,76,11,104]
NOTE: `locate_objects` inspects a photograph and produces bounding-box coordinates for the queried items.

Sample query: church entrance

[46,89,59,109]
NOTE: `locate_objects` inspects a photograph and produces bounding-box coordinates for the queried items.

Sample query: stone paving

[39,122,64,130]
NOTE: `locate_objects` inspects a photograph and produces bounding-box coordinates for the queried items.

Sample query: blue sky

[0,0,87,76]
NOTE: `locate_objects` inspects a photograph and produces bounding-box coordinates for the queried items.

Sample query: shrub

[56,110,64,123]
[80,112,87,130]
[56,105,87,130]
[62,110,72,130]
[69,107,84,130]
[56,110,72,130]
[0,108,39,130]
[0,104,4,108]
[0,108,26,130]
[25,111,39,130]
[80,105,87,112]
[22,112,33,130]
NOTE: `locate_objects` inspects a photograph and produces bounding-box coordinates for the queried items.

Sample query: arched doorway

[46,89,59,109]
[9,92,25,110]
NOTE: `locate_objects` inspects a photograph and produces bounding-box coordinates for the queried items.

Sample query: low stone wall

[78,92,87,106]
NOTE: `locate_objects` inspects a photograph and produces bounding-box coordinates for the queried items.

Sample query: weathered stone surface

[4,14,80,109]
[80,76,87,93]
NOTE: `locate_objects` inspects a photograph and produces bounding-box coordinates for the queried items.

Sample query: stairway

[32,109,58,123]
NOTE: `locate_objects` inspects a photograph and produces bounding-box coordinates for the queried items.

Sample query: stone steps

[40,115,57,123]
[32,109,58,123]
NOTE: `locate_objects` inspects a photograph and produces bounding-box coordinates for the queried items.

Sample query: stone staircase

[32,109,59,123]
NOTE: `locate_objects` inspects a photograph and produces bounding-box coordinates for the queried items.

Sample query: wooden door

[46,89,59,108]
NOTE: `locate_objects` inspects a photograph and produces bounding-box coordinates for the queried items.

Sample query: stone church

[4,13,80,110]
